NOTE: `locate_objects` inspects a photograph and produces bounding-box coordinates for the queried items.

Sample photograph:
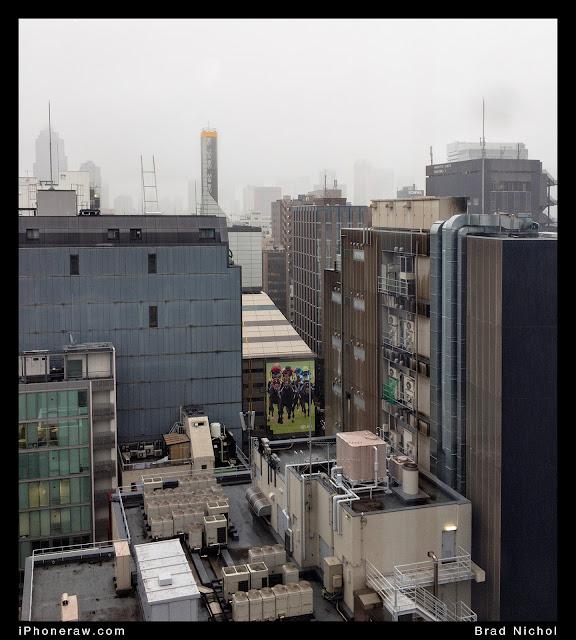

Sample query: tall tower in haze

[200,128,227,216]
[33,128,68,183]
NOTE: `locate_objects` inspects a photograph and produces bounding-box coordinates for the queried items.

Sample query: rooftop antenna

[481,98,486,215]
[430,146,433,165]
[48,101,54,187]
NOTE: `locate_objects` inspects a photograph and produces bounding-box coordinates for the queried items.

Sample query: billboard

[266,360,315,435]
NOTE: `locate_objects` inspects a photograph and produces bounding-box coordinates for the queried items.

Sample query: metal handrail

[394,548,473,588]
[365,554,477,622]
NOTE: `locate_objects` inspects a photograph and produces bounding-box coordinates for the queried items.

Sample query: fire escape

[365,549,479,621]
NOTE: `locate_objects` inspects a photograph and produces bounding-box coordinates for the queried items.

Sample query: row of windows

[19,504,91,539]
[19,476,91,509]
[19,419,90,449]
[19,390,88,421]
[490,181,531,192]
[25,228,217,245]
[19,447,91,480]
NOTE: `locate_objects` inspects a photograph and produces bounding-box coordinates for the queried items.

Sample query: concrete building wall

[252,447,475,617]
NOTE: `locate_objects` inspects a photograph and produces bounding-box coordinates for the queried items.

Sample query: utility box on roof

[134,539,200,622]
[336,430,388,483]
[163,433,190,463]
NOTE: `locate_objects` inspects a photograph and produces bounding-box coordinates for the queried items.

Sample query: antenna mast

[48,101,53,186]
[481,99,486,215]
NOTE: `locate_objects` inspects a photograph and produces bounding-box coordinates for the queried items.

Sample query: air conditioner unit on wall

[389,366,398,379]
[405,378,415,393]
[388,314,398,326]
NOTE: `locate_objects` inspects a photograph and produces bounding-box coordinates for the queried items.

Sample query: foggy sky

[18,18,558,214]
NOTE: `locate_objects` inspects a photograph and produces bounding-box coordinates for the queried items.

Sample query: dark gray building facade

[429,213,557,621]
[18,214,243,445]
[465,233,557,622]
[426,158,556,226]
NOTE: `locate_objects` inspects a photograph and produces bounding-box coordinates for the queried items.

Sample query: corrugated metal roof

[163,433,190,445]
[242,292,315,360]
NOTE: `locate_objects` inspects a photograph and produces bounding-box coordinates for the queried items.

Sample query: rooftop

[241,292,316,360]
[22,477,344,624]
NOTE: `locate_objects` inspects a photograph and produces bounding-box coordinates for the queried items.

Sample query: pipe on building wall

[430,213,536,494]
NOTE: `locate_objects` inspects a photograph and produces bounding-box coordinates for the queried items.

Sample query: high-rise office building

[262,248,289,318]
[18,342,117,567]
[446,140,529,162]
[253,186,282,218]
[323,197,467,463]
[227,225,263,292]
[322,196,557,621]
[426,157,557,226]
[200,128,227,217]
[79,160,102,210]
[292,202,372,358]
[354,159,395,205]
[431,219,557,622]
[18,212,243,446]
[33,128,68,184]
[113,194,135,214]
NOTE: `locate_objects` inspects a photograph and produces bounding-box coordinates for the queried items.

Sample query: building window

[26,229,40,240]
[149,306,158,328]
[199,228,216,239]
[130,228,142,241]
[107,229,120,241]
[70,255,79,275]
[148,253,157,274]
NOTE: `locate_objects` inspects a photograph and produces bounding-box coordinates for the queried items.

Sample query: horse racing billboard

[265,360,315,435]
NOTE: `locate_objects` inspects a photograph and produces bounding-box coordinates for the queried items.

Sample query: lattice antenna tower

[140,155,160,214]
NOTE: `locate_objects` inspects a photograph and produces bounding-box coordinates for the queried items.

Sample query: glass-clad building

[18,343,117,570]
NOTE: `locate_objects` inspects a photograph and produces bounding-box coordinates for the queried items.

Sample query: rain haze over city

[19,18,557,216]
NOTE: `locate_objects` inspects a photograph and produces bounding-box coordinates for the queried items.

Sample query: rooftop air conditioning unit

[222,565,251,602]
[389,455,410,482]
[204,514,227,546]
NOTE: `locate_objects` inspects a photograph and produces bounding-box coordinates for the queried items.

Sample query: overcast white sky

[19,18,557,214]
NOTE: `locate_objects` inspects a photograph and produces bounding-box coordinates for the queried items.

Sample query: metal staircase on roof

[365,549,477,622]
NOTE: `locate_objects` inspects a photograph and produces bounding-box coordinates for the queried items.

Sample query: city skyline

[19,19,557,214]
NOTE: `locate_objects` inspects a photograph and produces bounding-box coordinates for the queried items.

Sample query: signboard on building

[265,360,315,435]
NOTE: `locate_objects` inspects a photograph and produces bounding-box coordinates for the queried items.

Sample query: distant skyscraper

[354,160,394,205]
[33,128,68,183]
[447,140,528,162]
[243,185,256,213]
[113,194,135,214]
[79,161,102,210]
[200,128,227,216]
[253,186,282,217]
